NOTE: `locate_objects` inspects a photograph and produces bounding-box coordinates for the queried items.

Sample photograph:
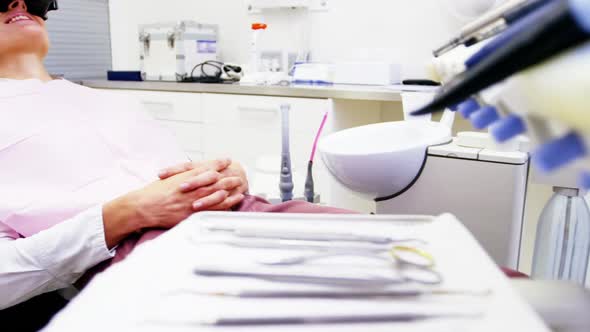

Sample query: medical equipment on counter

[413,0,590,116]
[0,0,58,20]
[180,60,243,83]
[292,63,334,85]
[249,22,267,73]
[532,187,590,284]
[291,62,402,86]
[138,21,218,82]
[280,104,294,202]
[331,62,402,86]
[241,23,296,85]
[434,0,549,57]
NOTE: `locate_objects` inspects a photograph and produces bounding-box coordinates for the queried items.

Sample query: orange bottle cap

[252,23,268,30]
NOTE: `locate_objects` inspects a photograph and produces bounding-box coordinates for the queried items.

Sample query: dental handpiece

[415,0,590,116]
[279,104,294,202]
[434,0,526,56]
[433,0,547,57]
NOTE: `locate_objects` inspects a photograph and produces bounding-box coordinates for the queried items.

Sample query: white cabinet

[103,89,205,161]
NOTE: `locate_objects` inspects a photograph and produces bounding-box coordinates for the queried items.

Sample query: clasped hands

[105,158,248,243]
[157,158,248,213]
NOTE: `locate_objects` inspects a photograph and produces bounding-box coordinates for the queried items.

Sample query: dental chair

[0,291,68,332]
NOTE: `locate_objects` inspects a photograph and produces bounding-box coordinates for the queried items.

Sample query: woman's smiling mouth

[4,12,36,25]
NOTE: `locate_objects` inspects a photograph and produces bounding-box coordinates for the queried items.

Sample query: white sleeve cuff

[21,205,116,280]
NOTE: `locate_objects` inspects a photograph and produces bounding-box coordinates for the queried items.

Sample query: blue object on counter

[291,80,334,86]
[579,171,590,189]
[490,114,527,142]
[470,105,500,129]
[532,132,587,172]
[457,99,480,118]
[107,71,143,81]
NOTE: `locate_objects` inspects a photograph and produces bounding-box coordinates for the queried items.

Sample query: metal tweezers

[203,226,426,245]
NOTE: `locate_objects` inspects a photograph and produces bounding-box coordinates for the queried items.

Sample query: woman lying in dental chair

[0,0,350,323]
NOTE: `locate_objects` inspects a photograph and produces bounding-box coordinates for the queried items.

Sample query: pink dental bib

[0,80,186,237]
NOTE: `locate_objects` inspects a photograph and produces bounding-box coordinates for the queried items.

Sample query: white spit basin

[319,121,452,199]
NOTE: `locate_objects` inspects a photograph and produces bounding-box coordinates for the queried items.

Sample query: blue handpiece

[579,171,590,190]
[490,114,527,142]
[532,132,587,172]
[280,104,294,202]
[469,106,500,130]
[458,99,481,119]
[571,0,590,33]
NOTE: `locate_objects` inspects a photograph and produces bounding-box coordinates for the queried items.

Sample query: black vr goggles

[0,0,58,20]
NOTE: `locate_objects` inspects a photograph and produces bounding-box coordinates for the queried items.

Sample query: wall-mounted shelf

[246,0,329,13]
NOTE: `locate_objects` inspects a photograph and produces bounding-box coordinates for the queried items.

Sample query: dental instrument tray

[165,212,550,329]
[45,212,550,331]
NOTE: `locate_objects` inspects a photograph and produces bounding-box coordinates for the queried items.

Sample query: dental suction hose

[280,104,294,202]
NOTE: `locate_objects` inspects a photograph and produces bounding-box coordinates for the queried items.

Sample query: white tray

[44,213,549,332]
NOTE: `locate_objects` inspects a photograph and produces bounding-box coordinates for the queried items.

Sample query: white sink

[319,121,452,199]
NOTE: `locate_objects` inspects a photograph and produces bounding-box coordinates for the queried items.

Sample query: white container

[332,62,402,86]
[139,21,218,82]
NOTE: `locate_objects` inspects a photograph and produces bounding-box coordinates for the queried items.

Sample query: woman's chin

[2,37,49,56]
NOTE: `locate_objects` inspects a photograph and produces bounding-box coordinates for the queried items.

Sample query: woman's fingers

[189,176,244,198]
[178,170,220,193]
[209,191,246,211]
[158,158,231,179]
[192,190,229,211]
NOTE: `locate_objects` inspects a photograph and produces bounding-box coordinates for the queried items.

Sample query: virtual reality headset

[0,0,58,20]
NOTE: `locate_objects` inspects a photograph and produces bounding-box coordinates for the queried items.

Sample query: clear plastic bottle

[532,187,590,285]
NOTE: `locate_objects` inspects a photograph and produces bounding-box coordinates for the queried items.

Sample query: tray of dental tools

[130,212,548,331]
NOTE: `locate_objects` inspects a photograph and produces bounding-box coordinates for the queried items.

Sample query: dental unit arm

[428,0,590,289]
[0,0,58,20]
[414,0,590,117]
[426,0,590,187]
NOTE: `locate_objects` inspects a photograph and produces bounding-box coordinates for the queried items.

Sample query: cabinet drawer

[158,120,203,152]
[123,90,202,123]
[201,94,330,136]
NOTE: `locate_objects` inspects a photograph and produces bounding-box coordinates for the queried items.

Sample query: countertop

[80,80,406,102]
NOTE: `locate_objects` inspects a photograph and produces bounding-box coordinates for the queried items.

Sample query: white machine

[139,21,219,82]
[376,136,529,269]
[320,116,529,269]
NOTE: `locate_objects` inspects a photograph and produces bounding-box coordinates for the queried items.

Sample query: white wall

[109,0,470,78]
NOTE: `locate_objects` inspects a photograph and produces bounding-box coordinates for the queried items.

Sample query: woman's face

[0,0,49,57]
